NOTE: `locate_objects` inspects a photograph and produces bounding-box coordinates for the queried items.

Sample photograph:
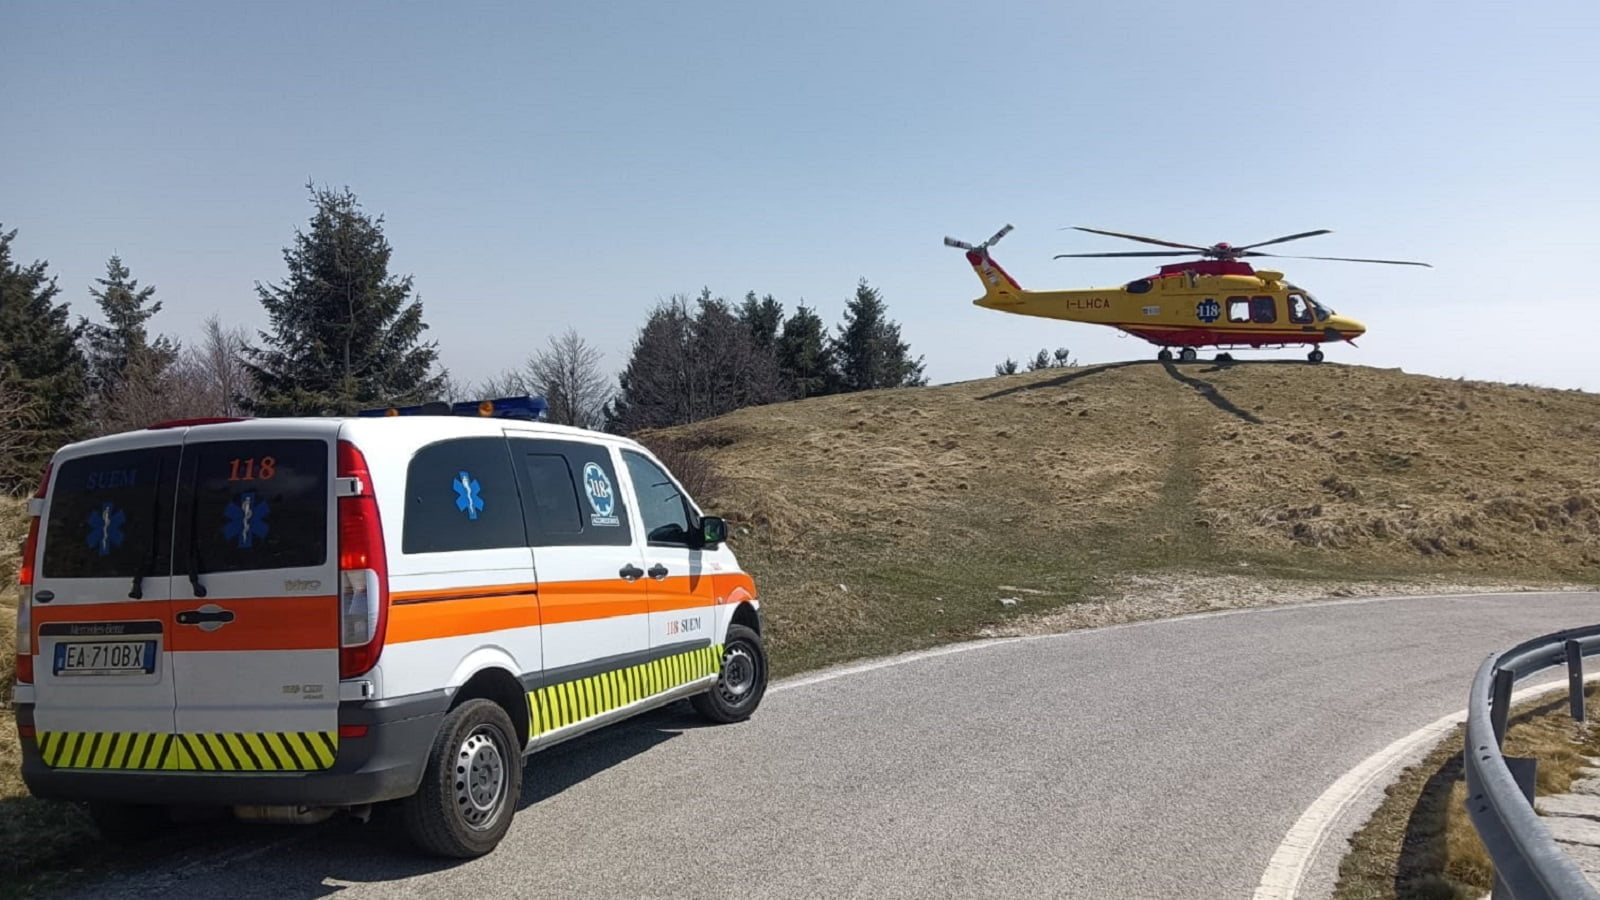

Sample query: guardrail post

[1491,667,1516,746]
[1492,757,1540,900]
[1568,639,1586,723]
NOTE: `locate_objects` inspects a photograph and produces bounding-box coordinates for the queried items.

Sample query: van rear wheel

[691,625,768,724]
[400,698,523,858]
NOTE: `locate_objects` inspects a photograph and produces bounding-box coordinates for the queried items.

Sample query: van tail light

[337,441,388,679]
[15,463,50,686]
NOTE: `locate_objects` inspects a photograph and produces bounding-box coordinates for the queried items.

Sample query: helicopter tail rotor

[946,224,1021,298]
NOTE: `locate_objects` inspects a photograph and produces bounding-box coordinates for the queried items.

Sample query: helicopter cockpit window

[1227,297,1251,323]
[1250,296,1276,324]
[1288,294,1314,324]
[1125,279,1153,294]
[1307,295,1332,322]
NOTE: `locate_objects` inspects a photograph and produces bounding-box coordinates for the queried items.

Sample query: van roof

[52,415,646,460]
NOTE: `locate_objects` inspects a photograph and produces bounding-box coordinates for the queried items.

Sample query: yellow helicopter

[946,225,1429,363]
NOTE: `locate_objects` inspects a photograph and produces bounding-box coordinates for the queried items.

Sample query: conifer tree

[245,185,442,415]
[0,225,87,490]
[832,279,926,392]
[83,255,179,431]
[775,303,837,398]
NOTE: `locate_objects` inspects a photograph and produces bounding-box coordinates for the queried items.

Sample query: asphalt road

[62,591,1600,899]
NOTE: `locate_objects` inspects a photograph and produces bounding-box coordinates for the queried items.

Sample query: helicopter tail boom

[964,249,1022,302]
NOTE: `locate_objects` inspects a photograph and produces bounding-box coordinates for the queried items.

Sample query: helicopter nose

[1330,316,1366,340]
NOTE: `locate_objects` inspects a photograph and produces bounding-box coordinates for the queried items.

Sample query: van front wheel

[400,698,523,858]
[691,625,768,724]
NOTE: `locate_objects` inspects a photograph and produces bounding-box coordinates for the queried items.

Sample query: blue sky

[4,0,1597,393]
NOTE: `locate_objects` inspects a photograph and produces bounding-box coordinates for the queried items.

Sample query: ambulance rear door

[168,427,341,772]
[29,435,183,770]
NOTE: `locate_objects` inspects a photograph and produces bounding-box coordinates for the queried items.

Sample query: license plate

[53,640,158,676]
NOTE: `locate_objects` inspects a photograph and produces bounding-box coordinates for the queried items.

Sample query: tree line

[0,185,930,491]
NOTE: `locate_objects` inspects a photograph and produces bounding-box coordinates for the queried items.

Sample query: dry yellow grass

[659,362,1599,671]
[1334,687,1600,899]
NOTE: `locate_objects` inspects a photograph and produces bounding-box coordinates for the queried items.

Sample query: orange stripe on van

[387,592,540,643]
[169,595,339,652]
[536,578,649,626]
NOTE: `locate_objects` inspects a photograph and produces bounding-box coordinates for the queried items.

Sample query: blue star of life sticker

[1196,299,1221,324]
[223,491,271,549]
[453,470,485,521]
[85,502,126,557]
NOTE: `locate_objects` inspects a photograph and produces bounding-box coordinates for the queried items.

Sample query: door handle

[176,604,235,632]
[619,564,644,582]
[647,564,669,581]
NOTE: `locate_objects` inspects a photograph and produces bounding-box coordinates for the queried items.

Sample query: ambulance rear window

[182,439,329,573]
[42,447,180,579]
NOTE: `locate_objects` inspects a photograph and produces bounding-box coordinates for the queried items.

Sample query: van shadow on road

[66,704,708,899]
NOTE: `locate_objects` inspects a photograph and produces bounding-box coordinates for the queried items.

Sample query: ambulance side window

[402,438,528,554]
[622,451,693,547]
[509,438,632,547]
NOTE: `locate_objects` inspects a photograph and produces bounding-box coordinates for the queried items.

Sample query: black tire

[88,801,168,842]
[1179,347,1198,362]
[1309,348,1325,363]
[1156,349,1173,361]
[691,625,769,724]
[400,698,523,858]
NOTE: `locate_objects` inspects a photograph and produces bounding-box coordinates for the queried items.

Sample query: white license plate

[53,640,158,676]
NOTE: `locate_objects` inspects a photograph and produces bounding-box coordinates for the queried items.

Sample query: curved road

[66,592,1598,899]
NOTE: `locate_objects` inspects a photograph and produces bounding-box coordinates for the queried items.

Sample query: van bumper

[14,691,448,807]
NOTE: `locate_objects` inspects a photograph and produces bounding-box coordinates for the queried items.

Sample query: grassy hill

[653,360,1599,672]
[0,360,1596,887]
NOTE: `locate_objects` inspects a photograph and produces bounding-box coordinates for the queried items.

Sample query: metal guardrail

[1465,623,1600,900]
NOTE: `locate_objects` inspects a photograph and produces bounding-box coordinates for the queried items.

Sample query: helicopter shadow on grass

[976,357,1268,425]
[60,704,710,899]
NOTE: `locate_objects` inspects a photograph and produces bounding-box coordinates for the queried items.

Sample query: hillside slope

[655,360,1599,670]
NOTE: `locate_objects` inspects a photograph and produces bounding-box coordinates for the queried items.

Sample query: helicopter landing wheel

[1308,348,1325,363]
[1178,348,1198,362]
[1157,349,1173,362]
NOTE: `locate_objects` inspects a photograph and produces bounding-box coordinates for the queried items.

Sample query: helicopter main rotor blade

[1053,251,1198,259]
[1252,252,1432,267]
[1068,226,1208,251]
[1234,229,1333,251]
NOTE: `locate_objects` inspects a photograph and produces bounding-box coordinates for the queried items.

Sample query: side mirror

[698,516,728,549]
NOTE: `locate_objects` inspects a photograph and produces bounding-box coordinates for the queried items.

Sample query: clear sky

[4,0,1597,393]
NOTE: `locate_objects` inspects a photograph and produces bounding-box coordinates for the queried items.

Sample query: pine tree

[83,255,179,433]
[775,303,837,398]
[0,225,88,490]
[607,291,787,433]
[832,279,926,392]
[737,292,785,354]
[244,185,443,416]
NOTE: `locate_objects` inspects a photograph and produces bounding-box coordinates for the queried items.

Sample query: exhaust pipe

[232,805,337,826]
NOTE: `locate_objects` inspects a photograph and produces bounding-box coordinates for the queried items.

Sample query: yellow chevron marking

[35,730,335,771]
[525,644,725,738]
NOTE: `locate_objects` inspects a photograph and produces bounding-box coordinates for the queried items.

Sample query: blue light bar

[358,395,548,421]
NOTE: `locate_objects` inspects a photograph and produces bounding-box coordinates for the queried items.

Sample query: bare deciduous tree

[529,329,612,429]
[163,316,253,419]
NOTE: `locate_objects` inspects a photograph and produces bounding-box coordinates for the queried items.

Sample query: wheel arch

[451,666,531,751]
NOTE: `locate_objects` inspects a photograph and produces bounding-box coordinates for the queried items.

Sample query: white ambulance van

[11,397,766,857]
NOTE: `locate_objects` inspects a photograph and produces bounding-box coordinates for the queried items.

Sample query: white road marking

[1253,675,1599,899]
